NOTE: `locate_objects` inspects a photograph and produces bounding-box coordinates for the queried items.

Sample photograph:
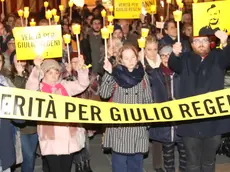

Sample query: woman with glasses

[147,45,186,172]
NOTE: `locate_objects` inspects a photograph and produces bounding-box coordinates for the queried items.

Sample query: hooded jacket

[26,67,90,155]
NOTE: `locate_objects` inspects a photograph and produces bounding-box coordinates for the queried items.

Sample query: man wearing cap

[168,31,230,172]
[199,4,227,36]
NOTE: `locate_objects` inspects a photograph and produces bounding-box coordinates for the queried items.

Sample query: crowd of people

[0,2,230,172]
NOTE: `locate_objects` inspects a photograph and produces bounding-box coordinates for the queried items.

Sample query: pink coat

[26,67,90,156]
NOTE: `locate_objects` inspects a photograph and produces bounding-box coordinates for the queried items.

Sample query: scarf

[160,63,173,100]
[41,82,69,96]
[160,63,173,76]
[112,61,145,88]
[145,55,162,69]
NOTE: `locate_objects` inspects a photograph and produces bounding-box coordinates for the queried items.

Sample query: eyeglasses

[193,39,209,45]
[160,54,170,58]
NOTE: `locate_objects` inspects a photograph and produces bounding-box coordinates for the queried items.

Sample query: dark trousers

[73,134,90,164]
[112,151,144,172]
[152,141,163,169]
[44,154,74,172]
[183,135,221,172]
[163,142,186,172]
[42,156,49,172]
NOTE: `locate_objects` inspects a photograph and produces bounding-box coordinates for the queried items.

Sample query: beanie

[41,59,61,74]
[159,45,173,56]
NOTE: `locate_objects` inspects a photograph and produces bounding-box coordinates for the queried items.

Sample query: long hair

[10,60,30,80]
[0,52,5,70]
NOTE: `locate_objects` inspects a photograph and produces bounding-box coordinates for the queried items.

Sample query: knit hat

[41,59,61,73]
[159,45,173,55]
[114,24,122,32]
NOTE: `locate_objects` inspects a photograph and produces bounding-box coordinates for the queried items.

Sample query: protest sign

[114,0,142,19]
[13,25,63,60]
[156,22,165,29]
[193,1,230,36]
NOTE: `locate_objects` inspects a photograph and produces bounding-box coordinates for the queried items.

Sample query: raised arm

[215,31,230,69]
[25,57,44,91]
[62,68,90,96]
[142,73,153,104]
[25,67,43,91]
[62,55,90,96]
[168,42,183,74]
[99,58,116,99]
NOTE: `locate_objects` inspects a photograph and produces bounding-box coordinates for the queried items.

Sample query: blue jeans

[20,133,38,172]
[112,151,144,172]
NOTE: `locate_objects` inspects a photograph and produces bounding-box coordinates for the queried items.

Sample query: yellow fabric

[1,86,230,124]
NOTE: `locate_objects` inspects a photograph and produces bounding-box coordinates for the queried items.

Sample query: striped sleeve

[99,72,116,99]
[143,74,153,104]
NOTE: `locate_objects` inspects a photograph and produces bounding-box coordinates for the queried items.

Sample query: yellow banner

[193,1,230,36]
[1,86,230,124]
[114,0,142,19]
[143,0,157,14]
[13,25,63,60]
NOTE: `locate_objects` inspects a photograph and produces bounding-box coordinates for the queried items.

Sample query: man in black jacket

[168,30,230,172]
[159,19,191,53]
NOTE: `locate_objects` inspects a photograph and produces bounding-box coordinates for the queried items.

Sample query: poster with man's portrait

[193,1,230,36]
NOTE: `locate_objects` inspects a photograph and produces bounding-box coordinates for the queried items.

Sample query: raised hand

[103,58,112,74]
[65,62,72,74]
[77,55,85,70]
[215,30,228,47]
[34,56,44,68]
[173,42,182,56]
[71,55,85,71]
